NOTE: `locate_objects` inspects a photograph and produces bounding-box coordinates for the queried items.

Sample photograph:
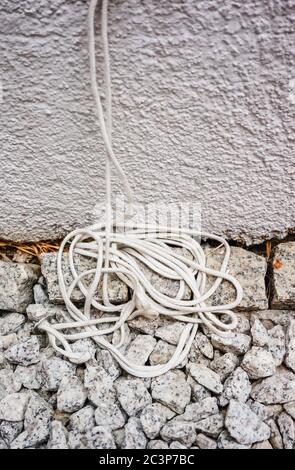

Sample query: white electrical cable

[38,0,243,378]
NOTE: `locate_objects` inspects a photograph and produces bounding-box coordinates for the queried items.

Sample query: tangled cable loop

[39,224,243,377]
[38,0,243,377]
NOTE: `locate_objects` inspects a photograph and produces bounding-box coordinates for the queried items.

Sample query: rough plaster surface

[0,0,294,244]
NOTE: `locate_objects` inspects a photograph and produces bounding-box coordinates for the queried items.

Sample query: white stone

[251,371,295,404]
[195,433,217,449]
[4,336,40,366]
[251,317,269,347]
[0,313,25,335]
[40,356,76,391]
[96,349,121,381]
[68,426,116,449]
[205,246,268,311]
[94,402,126,430]
[272,242,295,309]
[84,364,116,407]
[189,364,223,394]
[285,319,295,373]
[47,420,68,449]
[41,252,128,305]
[277,411,295,450]
[194,332,214,359]
[268,419,284,449]
[161,419,196,447]
[217,430,251,449]
[0,420,23,445]
[11,394,52,449]
[128,316,159,336]
[0,392,30,421]
[225,400,271,445]
[170,441,187,449]
[140,403,175,439]
[219,367,251,406]
[0,369,19,400]
[69,405,95,433]
[116,378,152,416]
[0,261,40,313]
[14,364,41,390]
[194,414,224,438]
[210,352,239,382]
[181,397,219,422]
[57,375,87,413]
[125,334,156,365]
[151,370,191,414]
[283,401,295,419]
[268,325,286,366]
[122,417,147,449]
[149,339,176,366]
[241,347,276,379]
[252,440,272,449]
[155,321,186,346]
[147,440,169,449]
[211,332,251,355]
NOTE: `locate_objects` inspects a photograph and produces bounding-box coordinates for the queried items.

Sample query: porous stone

[0,313,25,335]
[125,334,156,365]
[84,364,116,407]
[11,394,52,449]
[0,261,40,313]
[195,433,217,449]
[47,420,68,449]
[41,252,128,305]
[69,405,95,433]
[194,414,224,438]
[277,411,295,449]
[251,317,269,347]
[181,397,219,422]
[57,375,87,413]
[161,419,196,447]
[251,371,295,404]
[189,364,223,394]
[225,400,271,445]
[272,242,295,309]
[155,321,186,346]
[40,356,76,391]
[14,364,41,390]
[268,325,286,366]
[122,417,147,449]
[94,402,126,430]
[217,430,251,449]
[285,319,295,373]
[210,352,239,382]
[0,421,23,445]
[211,332,251,355]
[4,336,40,366]
[219,367,251,406]
[116,378,152,416]
[151,370,191,414]
[241,347,276,379]
[0,392,30,421]
[205,246,268,311]
[140,403,175,439]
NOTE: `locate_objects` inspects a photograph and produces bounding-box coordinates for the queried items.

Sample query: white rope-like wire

[38,0,243,378]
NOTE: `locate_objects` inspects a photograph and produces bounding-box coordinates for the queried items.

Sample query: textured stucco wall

[0,0,294,244]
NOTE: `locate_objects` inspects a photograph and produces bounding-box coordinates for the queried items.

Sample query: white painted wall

[0,0,294,243]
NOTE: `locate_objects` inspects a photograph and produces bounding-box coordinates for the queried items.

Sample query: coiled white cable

[38,0,243,378]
